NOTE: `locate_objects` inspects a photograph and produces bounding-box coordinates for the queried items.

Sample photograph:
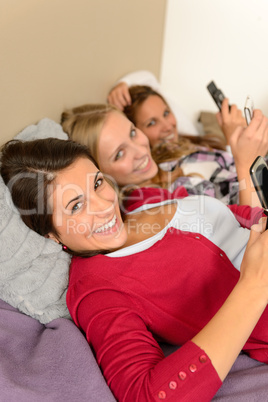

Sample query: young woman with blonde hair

[61,102,268,208]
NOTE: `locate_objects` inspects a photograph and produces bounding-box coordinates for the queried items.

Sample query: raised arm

[107,70,162,110]
[193,219,268,380]
[107,81,132,110]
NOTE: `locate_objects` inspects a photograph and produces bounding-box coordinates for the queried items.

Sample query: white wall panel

[160,0,268,130]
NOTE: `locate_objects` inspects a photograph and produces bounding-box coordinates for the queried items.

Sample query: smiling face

[97,111,158,187]
[48,157,127,253]
[134,95,179,147]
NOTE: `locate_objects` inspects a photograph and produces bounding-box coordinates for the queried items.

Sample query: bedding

[0,119,70,323]
[214,355,268,401]
[0,298,116,401]
[1,117,268,400]
[1,296,268,402]
[198,110,225,140]
[0,173,71,323]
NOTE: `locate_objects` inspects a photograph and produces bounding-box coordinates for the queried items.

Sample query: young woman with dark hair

[2,137,268,401]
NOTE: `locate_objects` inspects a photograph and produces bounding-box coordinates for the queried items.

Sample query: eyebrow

[65,171,100,208]
[140,114,155,124]
[94,170,101,183]
[65,194,83,209]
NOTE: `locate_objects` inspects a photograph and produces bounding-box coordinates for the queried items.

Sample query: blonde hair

[61,103,121,164]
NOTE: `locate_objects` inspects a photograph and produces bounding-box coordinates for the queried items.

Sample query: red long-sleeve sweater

[67,192,266,401]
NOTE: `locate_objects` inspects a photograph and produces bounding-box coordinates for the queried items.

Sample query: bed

[1,295,268,402]
[1,94,268,402]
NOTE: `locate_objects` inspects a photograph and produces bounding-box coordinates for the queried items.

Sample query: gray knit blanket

[0,118,71,323]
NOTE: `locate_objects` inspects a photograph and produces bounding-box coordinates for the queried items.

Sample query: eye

[115,150,124,161]
[130,128,136,138]
[164,109,170,117]
[147,119,156,127]
[71,201,83,214]
[94,177,104,189]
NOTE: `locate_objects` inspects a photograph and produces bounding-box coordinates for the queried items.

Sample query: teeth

[136,156,149,170]
[165,133,175,140]
[95,215,116,233]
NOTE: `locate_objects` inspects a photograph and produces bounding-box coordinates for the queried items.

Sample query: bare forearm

[192,279,267,381]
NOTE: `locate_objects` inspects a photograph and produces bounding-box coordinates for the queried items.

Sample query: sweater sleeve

[68,284,222,402]
[228,204,264,229]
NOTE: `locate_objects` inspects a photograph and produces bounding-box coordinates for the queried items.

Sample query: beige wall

[0,0,166,145]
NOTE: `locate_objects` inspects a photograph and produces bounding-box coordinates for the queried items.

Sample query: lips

[94,215,117,234]
[135,155,150,171]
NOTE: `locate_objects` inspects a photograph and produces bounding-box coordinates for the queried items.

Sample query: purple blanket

[0,298,115,401]
[1,296,268,401]
[214,354,268,401]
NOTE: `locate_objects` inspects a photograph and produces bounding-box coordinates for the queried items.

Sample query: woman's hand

[230,109,268,168]
[192,218,268,382]
[230,109,268,206]
[239,218,268,302]
[216,98,247,144]
[107,82,132,110]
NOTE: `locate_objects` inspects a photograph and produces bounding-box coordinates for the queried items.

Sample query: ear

[45,233,60,244]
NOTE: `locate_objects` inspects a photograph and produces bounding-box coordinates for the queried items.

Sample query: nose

[88,193,115,218]
[160,118,173,133]
[130,142,151,163]
[130,131,149,159]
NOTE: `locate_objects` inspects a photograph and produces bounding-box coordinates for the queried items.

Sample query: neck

[120,202,177,249]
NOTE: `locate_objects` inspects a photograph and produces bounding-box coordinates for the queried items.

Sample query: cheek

[110,163,128,178]
[105,186,120,204]
[117,160,134,175]
[99,161,122,181]
[139,133,151,146]
[146,133,159,147]
[62,216,94,241]
[143,128,159,143]
[169,115,177,126]
[102,161,135,185]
